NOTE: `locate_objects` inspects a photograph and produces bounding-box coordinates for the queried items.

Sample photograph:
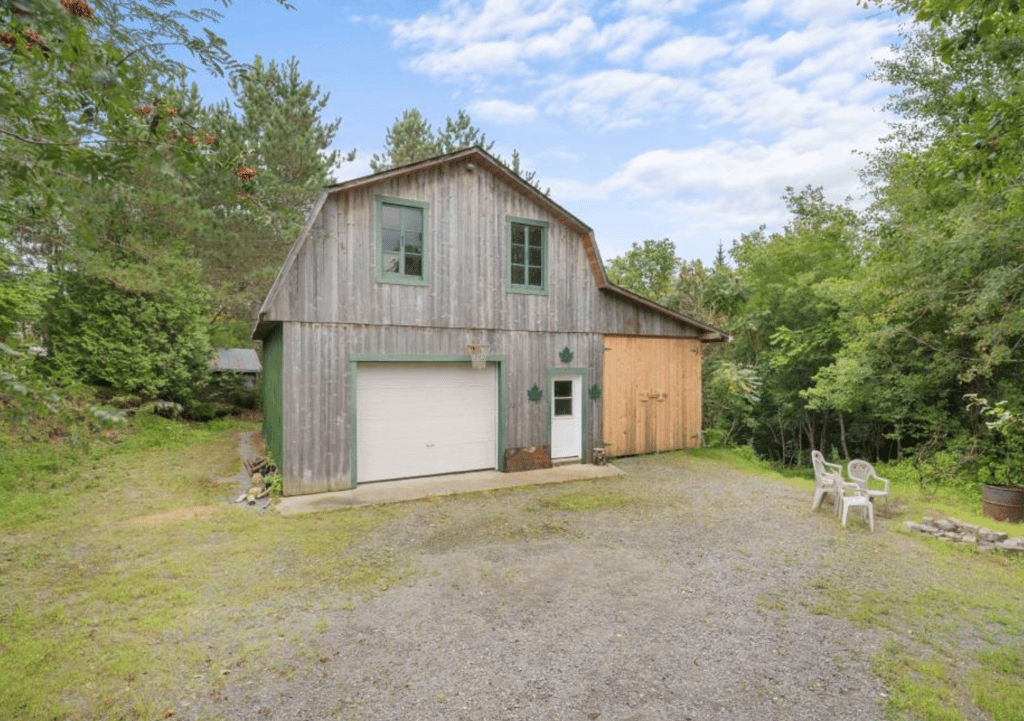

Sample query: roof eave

[601,284,731,342]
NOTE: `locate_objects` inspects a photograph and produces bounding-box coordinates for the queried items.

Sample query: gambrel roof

[253,146,728,343]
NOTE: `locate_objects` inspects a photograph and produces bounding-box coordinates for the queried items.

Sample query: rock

[235,494,247,504]
[961,523,980,534]
[977,542,996,553]
[981,530,1008,543]
[252,472,264,486]
[935,519,957,532]
[903,521,922,532]
[998,540,1024,553]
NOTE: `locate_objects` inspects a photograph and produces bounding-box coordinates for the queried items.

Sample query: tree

[1,0,293,418]
[606,239,681,309]
[369,108,437,172]
[837,0,1024,462]
[369,107,545,191]
[195,55,348,340]
[723,187,863,462]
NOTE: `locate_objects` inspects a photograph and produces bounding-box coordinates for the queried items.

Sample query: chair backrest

[847,459,874,483]
[811,450,837,481]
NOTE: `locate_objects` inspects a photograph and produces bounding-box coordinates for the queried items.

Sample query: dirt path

[195,453,895,721]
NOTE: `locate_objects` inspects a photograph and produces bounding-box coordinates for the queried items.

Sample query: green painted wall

[260,324,284,470]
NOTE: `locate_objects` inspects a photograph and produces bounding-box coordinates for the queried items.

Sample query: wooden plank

[602,336,703,457]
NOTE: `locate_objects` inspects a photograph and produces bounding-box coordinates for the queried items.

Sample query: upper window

[507,216,549,295]
[375,195,429,286]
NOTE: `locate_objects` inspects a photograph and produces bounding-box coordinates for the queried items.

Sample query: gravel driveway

[203,453,895,721]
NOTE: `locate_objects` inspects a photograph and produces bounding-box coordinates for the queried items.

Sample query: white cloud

[590,15,671,62]
[407,41,528,78]
[470,98,539,124]
[379,0,901,260]
[392,0,585,46]
[541,69,700,128]
[645,35,731,69]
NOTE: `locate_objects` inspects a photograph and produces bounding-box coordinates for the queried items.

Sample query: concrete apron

[276,463,624,516]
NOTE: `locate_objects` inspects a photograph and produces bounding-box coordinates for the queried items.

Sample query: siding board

[260,149,716,495]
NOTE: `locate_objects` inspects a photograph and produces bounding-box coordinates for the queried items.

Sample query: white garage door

[356,362,498,483]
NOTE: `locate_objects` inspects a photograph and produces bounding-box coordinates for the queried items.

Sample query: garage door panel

[357,363,498,483]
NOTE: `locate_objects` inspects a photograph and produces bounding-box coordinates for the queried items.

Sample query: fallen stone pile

[904,515,1024,553]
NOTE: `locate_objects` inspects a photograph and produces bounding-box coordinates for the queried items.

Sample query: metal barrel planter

[982,483,1024,523]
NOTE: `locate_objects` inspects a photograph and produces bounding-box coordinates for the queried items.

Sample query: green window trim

[506,215,549,296]
[375,195,430,286]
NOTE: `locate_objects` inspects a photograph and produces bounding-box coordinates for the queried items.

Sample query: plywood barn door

[602,336,702,457]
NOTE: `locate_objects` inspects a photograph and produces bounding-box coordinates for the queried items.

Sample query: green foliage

[46,265,212,406]
[965,394,1024,486]
[195,54,347,331]
[368,107,545,191]
[1,1,329,425]
[606,238,681,309]
[702,358,762,447]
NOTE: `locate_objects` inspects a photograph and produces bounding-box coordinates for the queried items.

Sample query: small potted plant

[965,394,1024,523]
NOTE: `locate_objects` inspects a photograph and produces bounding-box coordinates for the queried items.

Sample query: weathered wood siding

[262,159,699,339]
[260,153,709,494]
[277,322,607,495]
[602,336,703,457]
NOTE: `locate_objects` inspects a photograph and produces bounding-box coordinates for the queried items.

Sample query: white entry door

[356,362,498,482]
[550,374,582,461]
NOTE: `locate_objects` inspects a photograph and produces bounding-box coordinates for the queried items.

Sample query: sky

[182,0,906,264]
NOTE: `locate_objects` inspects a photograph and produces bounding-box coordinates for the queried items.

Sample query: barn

[252,147,728,496]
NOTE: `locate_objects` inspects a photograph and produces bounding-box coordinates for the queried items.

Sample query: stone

[977,542,996,553]
[935,519,957,532]
[252,472,264,485]
[998,540,1024,553]
[903,521,922,532]
[981,530,1009,543]
[961,523,980,534]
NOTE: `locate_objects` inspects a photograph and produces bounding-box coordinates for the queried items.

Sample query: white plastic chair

[811,450,842,514]
[847,459,890,506]
[837,476,874,531]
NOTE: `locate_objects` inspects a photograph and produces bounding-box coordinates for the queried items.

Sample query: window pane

[511,244,525,264]
[404,232,422,253]
[511,265,525,285]
[528,267,542,287]
[511,223,525,246]
[382,228,401,253]
[528,226,543,248]
[383,252,400,274]
[554,380,573,398]
[554,398,572,416]
[528,246,543,267]
[404,207,422,233]
[405,254,422,277]
[382,204,401,228]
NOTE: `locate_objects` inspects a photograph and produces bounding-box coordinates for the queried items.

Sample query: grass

[0,412,408,720]
[3,421,1024,720]
[764,453,1024,721]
